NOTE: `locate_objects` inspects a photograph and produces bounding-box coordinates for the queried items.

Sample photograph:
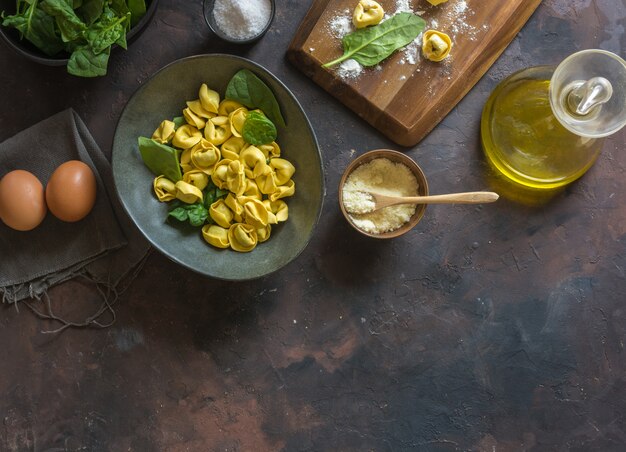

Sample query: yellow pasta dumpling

[221,136,248,161]
[353,0,384,29]
[422,29,452,62]
[263,199,288,222]
[186,99,214,119]
[199,84,220,114]
[175,180,203,204]
[241,146,268,179]
[211,159,231,190]
[269,179,295,202]
[256,169,278,195]
[202,224,230,249]
[228,223,258,252]
[204,116,232,146]
[173,124,203,149]
[229,107,249,137]
[153,176,177,202]
[243,178,262,200]
[218,99,245,116]
[209,199,234,228]
[152,120,176,144]
[226,159,246,196]
[183,169,209,191]
[180,149,194,174]
[190,139,221,174]
[258,141,281,159]
[225,193,244,222]
[256,224,271,243]
[270,158,296,185]
[242,198,270,229]
[183,107,206,130]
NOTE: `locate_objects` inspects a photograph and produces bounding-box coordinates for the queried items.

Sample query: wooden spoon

[366,191,499,212]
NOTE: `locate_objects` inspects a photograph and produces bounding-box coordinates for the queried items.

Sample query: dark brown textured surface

[1,0,625,450]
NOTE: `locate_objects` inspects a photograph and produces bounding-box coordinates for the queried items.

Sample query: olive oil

[481,70,602,190]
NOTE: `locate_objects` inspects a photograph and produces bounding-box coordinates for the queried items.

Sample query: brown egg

[0,170,47,231]
[46,160,97,222]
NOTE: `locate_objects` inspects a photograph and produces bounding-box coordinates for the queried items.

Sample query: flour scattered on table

[400,39,421,65]
[338,59,363,79]
[328,10,352,38]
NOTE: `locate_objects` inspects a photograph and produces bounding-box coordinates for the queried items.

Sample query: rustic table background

[1,1,625,450]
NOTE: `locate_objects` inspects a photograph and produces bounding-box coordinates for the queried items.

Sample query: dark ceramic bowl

[338,149,429,239]
[203,0,275,44]
[0,0,158,66]
[112,54,324,280]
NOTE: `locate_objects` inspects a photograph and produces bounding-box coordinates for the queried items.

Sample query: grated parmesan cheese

[342,158,419,234]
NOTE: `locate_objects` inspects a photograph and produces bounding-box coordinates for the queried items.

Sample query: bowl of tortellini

[112,54,324,280]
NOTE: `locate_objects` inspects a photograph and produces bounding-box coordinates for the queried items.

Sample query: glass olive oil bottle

[481,50,626,190]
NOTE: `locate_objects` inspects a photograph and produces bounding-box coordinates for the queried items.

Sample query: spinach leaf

[2,2,64,56]
[242,111,277,145]
[40,0,86,42]
[77,0,104,25]
[2,0,148,77]
[109,0,130,30]
[168,202,208,228]
[322,12,425,68]
[85,6,128,53]
[127,0,145,27]
[67,44,109,76]
[137,136,183,181]
[172,116,186,128]
[203,180,229,209]
[225,69,286,128]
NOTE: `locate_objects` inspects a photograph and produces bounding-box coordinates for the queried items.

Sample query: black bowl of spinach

[0,0,158,77]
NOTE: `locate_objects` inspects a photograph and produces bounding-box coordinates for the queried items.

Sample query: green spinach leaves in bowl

[0,0,157,77]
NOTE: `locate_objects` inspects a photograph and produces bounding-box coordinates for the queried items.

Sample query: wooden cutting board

[287,0,542,147]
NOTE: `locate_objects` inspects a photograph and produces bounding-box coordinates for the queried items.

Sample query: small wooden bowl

[338,149,429,239]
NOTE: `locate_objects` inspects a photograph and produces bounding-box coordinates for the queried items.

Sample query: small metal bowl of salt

[203,0,275,44]
[338,149,429,239]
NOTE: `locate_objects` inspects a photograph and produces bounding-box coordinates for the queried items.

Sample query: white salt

[213,0,272,40]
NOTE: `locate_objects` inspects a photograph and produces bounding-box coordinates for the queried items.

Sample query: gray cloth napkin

[0,109,150,303]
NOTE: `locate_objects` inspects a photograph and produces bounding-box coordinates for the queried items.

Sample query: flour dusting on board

[322,0,483,81]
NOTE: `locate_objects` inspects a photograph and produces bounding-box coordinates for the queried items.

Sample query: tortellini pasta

[152,120,176,144]
[209,199,234,228]
[199,84,220,114]
[229,107,249,137]
[353,0,384,29]
[205,116,232,146]
[240,146,269,179]
[190,140,221,174]
[228,223,258,253]
[175,180,203,204]
[202,225,229,249]
[153,176,177,202]
[147,82,296,253]
[173,124,203,149]
[183,170,209,191]
[422,29,452,62]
